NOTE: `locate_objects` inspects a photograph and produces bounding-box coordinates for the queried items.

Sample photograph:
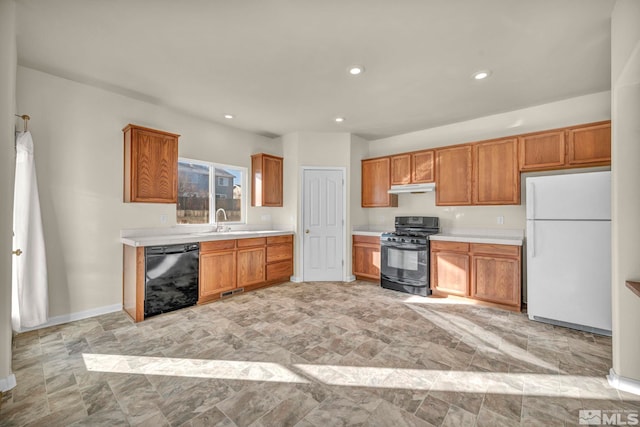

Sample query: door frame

[299,166,347,282]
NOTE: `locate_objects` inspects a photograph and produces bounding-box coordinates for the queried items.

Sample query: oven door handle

[381,242,426,250]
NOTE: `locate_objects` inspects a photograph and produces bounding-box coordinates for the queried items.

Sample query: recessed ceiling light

[473,70,491,80]
[348,65,365,76]
[335,117,345,123]
[224,114,234,119]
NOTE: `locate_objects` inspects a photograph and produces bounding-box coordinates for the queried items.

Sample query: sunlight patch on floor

[81,353,308,384]
[82,353,608,399]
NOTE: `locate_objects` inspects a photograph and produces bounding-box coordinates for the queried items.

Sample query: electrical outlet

[497,215,504,225]
[160,214,168,224]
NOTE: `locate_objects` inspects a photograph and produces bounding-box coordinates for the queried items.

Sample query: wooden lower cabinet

[430,242,470,296]
[266,235,294,282]
[430,240,522,311]
[471,256,520,306]
[352,235,381,282]
[237,247,266,286]
[200,250,236,298]
[198,235,291,304]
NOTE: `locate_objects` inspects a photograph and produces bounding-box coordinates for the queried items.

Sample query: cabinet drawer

[201,239,236,252]
[267,243,293,263]
[267,234,293,245]
[353,235,380,245]
[431,241,469,253]
[237,237,267,248]
[470,243,520,257]
[267,260,293,281]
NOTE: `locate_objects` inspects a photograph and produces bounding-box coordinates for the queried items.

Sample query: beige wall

[16,66,278,319]
[0,0,16,387]
[611,0,640,384]
[366,92,611,230]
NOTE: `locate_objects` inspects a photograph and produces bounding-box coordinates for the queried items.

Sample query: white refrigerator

[526,171,611,335]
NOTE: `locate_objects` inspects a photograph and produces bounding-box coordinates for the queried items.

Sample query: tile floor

[1,281,638,426]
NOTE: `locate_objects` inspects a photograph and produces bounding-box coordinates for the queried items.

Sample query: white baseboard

[0,373,16,392]
[16,304,122,333]
[608,368,640,396]
[289,276,303,283]
[345,275,356,282]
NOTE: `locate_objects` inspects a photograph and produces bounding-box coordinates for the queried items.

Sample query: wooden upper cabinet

[435,145,472,206]
[123,124,179,203]
[362,157,398,207]
[390,154,411,185]
[251,153,283,207]
[518,130,565,171]
[412,150,435,183]
[390,150,435,185]
[567,121,611,166]
[473,138,520,205]
[519,121,611,171]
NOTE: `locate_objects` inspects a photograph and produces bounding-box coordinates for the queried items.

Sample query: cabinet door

[471,255,520,307]
[435,145,472,206]
[352,243,381,280]
[518,130,565,171]
[431,251,470,296]
[473,138,520,205]
[412,150,435,183]
[567,122,611,166]
[362,157,398,207]
[390,154,411,185]
[237,247,266,286]
[199,250,237,299]
[263,155,283,206]
[251,153,283,207]
[125,126,178,203]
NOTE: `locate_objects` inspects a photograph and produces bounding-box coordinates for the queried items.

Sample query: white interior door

[303,169,344,281]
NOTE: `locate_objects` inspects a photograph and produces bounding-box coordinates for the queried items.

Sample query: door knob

[12,249,22,256]
[305,229,310,234]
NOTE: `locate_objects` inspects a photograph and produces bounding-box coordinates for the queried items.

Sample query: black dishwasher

[144,243,199,318]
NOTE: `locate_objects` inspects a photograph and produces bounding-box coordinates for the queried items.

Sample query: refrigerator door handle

[530,221,535,257]
[529,181,535,219]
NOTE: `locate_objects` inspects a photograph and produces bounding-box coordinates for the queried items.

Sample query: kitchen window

[177,158,246,224]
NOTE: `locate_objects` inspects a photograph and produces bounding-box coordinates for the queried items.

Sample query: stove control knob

[401,238,405,243]
[411,239,416,244]
[387,237,392,241]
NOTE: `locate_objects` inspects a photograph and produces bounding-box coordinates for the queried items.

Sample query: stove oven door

[380,240,429,293]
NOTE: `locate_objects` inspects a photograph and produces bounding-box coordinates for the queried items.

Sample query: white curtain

[12,131,48,331]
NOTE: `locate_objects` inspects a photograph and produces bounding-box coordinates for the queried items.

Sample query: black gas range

[380,216,440,297]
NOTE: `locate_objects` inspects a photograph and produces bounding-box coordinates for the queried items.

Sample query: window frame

[177,157,247,226]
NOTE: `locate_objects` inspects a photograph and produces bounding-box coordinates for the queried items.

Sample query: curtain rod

[14,114,30,132]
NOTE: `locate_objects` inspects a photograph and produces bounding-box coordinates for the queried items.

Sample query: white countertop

[352,230,387,237]
[352,225,391,237]
[121,229,294,247]
[430,233,523,246]
[430,227,524,246]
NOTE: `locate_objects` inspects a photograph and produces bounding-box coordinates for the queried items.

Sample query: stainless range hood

[388,183,436,194]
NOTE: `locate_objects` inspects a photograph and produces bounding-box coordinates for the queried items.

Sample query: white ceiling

[15,0,615,140]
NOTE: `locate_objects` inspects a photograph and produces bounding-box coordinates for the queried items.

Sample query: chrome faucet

[215,208,228,232]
